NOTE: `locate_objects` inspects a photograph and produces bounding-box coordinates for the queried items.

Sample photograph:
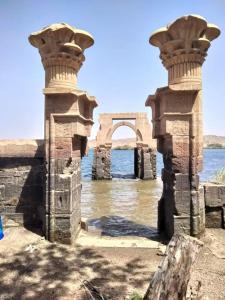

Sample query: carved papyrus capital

[29,23,94,88]
[149,15,220,90]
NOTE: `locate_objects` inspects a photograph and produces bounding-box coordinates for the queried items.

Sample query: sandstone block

[205,207,223,228]
[192,215,202,236]
[204,184,222,207]
[175,174,190,190]
[174,190,191,215]
[218,186,225,203]
[174,215,191,235]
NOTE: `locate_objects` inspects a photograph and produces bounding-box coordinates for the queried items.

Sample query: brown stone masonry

[29,23,97,244]
[146,15,220,238]
[0,140,45,230]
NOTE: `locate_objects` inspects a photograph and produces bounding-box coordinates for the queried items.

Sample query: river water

[81,149,225,237]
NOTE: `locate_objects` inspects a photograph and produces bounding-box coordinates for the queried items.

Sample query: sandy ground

[0,227,225,300]
[0,228,163,300]
[187,229,225,300]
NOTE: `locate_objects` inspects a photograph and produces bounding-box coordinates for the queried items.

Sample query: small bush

[113,145,133,150]
[207,143,223,148]
[128,292,142,300]
[213,167,225,184]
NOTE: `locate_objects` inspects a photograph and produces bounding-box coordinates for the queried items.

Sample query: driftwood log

[144,234,203,300]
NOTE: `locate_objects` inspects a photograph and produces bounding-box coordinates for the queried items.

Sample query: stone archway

[106,121,142,142]
[92,113,156,180]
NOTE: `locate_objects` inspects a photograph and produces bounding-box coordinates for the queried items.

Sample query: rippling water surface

[81,149,225,237]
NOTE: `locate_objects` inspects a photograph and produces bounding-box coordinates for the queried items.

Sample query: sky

[0,0,224,140]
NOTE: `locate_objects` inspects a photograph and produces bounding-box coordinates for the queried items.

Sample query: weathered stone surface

[205,207,223,228]
[0,156,45,229]
[92,146,111,180]
[223,207,225,229]
[174,216,191,235]
[203,183,225,229]
[146,15,220,238]
[204,183,225,207]
[149,15,220,90]
[29,23,97,244]
[175,174,190,191]
[174,190,191,215]
[29,23,94,89]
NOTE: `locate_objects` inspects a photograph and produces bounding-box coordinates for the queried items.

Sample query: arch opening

[111,124,137,179]
[106,121,143,143]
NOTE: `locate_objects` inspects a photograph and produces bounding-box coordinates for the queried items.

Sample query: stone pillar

[92,144,112,180]
[134,143,156,180]
[146,15,220,238]
[29,23,97,244]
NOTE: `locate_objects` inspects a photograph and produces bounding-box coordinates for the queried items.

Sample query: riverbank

[1,227,225,299]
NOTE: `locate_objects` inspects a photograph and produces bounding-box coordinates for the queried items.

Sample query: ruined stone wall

[93,145,156,180]
[141,147,156,180]
[134,146,156,180]
[48,158,81,244]
[92,146,111,180]
[0,140,45,230]
[204,183,225,228]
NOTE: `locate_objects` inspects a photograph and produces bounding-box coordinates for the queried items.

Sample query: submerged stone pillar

[134,143,156,180]
[29,23,97,244]
[146,15,220,238]
[92,144,112,180]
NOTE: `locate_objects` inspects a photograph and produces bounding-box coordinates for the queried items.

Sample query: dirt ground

[0,227,225,300]
[187,228,225,300]
[0,227,163,300]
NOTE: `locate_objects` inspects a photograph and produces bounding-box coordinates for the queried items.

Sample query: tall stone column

[29,23,97,244]
[146,15,220,238]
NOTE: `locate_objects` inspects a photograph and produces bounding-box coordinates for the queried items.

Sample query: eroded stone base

[0,141,45,229]
[92,146,111,180]
[158,169,205,239]
[92,146,156,180]
[134,147,156,180]
[46,158,82,244]
[204,183,225,229]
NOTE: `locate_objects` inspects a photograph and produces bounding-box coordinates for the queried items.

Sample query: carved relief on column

[29,23,97,244]
[146,15,220,238]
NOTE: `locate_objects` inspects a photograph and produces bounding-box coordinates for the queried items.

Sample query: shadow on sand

[0,239,159,299]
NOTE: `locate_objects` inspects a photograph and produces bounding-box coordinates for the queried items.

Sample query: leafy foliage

[214,167,225,183]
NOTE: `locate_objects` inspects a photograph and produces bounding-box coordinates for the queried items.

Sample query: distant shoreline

[204,147,225,149]
[88,147,225,150]
[88,135,225,150]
